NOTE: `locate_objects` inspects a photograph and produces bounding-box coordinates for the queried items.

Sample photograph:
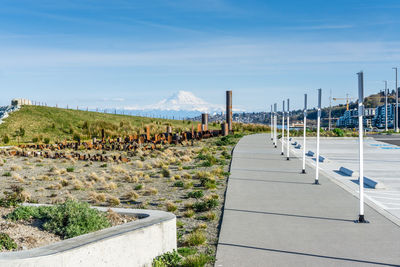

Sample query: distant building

[336,108,375,128]
[373,104,400,129]
[11,99,32,106]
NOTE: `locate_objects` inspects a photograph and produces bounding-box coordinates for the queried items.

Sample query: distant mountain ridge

[125,91,227,118]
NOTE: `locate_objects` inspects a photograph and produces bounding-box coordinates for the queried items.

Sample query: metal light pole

[270,105,273,140]
[286,99,290,160]
[315,89,322,185]
[302,94,307,174]
[281,101,285,155]
[274,103,277,148]
[329,89,332,131]
[384,81,388,131]
[357,71,367,223]
[393,67,398,132]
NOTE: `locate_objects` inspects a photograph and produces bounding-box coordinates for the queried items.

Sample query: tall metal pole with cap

[315,89,322,185]
[286,99,290,160]
[270,105,273,140]
[274,103,277,148]
[384,81,388,131]
[281,101,285,155]
[357,71,368,223]
[302,94,307,174]
[393,67,398,132]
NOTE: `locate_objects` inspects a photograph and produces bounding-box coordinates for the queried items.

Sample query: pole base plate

[314,180,320,185]
[286,157,290,160]
[354,215,369,223]
[302,169,306,174]
[281,152,284,155]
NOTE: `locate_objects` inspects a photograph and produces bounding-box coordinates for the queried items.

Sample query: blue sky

[0,0,400,111]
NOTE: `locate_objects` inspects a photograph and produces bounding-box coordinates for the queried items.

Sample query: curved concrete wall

[0,207,176,267]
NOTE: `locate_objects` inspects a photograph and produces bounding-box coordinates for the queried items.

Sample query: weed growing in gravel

[181,253,212,267]
[187,190,204,199]
[66,167,74,172]
[0,233,17,251]
[193,199,219,212]
[166,202,177,212]
[185,230,206,246]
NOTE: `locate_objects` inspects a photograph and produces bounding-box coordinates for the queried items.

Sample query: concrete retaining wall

[0,207,176,267]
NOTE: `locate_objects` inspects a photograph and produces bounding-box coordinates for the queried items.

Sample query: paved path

[291,137,400,220]
[215,134,400,267]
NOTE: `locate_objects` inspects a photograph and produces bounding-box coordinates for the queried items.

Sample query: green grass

[0,106,213,145]
[6,201,111,239]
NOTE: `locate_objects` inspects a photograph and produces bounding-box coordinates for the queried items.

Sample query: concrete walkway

[215,134,400,267]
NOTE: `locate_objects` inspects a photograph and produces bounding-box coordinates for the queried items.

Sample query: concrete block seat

[0,206,176,267]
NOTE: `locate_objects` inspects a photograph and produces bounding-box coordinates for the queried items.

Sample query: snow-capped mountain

[150,91,224,113]
[125,91,225,118]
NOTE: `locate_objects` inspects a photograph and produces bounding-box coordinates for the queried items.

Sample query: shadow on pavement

[224,208,355,223]
[217,243,399,266]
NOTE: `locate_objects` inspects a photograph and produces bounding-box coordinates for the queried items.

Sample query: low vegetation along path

[215,133,400,267]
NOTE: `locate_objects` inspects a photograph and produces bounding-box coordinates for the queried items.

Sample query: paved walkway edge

[286,138,400,227]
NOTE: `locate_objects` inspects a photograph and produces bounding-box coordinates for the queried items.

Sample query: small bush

[7,201,110,239]
[166,202,177,212]
[2,134,10,144]
[0,233,17,251]
[193,199,218,212]
[185,230,206,246]
[134,184,143,190]
[187,190,204,199]
[66,167,74,173]
[32,137,39,143]
[152,250,181,267]
[0,186,27,207]
[44,138,50,144]
[174,181,184,187]
[184,209,195,218]
[177,247,197,257]
[181,253,212,267]
[3,172,11,177]
[161,168,171,178]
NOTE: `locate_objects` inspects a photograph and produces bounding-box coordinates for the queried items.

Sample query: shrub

[166,202,177,212]
[134,184,143,190]
[108,196,120,206]
[100,164,107,168]
[152,250,181,267]
[2,134,10,144]
[3,172,11,177]
[161,168,171,178]
[0,233,17,251]
[185,230,206,246]
[32,137,39,143]
[7,201,110,239]
[44,137,50,144]
[66,167,74,173]
[0,186,27,207]
[193,199,218,212]
[187,190,204,199]
[174,181,184,187]
[184,209,195,218]
[333,128,344,137]
[181,253,212,267]
[177,247,197,257]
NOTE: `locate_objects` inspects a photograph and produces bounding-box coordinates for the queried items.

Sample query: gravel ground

[0,137,238,265]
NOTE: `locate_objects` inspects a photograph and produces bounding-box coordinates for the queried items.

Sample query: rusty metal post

[201,113,209,131]
[226,90,232,132]
[221,122,228,136]
[146,125,150,141]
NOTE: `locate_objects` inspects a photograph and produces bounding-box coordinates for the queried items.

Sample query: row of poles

[269,72,367,223]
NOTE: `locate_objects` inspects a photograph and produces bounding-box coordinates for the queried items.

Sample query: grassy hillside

[0,106,218,145]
